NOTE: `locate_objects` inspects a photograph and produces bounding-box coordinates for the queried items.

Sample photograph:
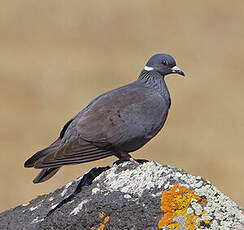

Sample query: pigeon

[24,53,184,183]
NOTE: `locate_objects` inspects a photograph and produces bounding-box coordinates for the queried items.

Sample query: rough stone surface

[0,161,243,230]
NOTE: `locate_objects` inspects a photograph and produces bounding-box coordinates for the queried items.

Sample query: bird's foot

[114,152,149,165]
[130,157,140,164]
[113,158,149,166]
[132,159,149,164]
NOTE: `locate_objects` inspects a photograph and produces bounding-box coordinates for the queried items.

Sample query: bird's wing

[28,106,114,169]
[33,137,113,168]
[76,83,168,151]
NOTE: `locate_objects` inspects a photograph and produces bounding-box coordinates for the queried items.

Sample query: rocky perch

[0,161,243,230]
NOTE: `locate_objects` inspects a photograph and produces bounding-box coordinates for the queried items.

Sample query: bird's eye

[162,60,167,65]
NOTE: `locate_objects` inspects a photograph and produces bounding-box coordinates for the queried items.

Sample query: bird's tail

[24,138,61,183]
[24,138,61,168]
[33,167,60,183]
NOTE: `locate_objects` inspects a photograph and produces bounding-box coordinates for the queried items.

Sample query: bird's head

[144,54,185,77]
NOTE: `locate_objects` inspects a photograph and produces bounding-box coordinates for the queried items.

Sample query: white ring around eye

[144,66,154,71]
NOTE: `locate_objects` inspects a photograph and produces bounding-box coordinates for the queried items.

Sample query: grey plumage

[24,53,184,183]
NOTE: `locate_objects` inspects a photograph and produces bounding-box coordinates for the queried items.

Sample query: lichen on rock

[0,161,243,230]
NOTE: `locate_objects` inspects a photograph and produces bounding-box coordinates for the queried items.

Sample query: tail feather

[24,137,114,183]
[24,138,61,168]
[33,167,60,183]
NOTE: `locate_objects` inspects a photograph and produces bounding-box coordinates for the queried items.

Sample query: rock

[0,161,243,230]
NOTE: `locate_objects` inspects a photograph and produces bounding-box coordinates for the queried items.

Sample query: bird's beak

[171,66,185,76]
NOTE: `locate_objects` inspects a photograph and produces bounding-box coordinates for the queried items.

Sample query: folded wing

[33,138,113,168]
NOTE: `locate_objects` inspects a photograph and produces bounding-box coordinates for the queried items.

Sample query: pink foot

[129,157,140,164]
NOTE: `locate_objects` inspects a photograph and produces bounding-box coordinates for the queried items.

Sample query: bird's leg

[129,157,140,164]
[113,152,149,165]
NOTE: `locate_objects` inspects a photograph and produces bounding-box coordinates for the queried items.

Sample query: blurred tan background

[0,0,243,212]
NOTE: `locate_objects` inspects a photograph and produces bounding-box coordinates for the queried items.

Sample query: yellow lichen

[202,220,210,224]
[99,211,105,218]
[201,210,206,215]
[104,216,109,224]
[98,223,105,230]
[186,213,199,229]
[168,223,180,229]
[158,184,207,229]
[98,212,110,230]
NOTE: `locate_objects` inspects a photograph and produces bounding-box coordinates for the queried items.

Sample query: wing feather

[34,138,113,168]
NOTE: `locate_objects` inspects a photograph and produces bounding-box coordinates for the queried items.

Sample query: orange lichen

[98,223,105,230]
[197,196,207,204]
[98,212,110,230]
[201,220,210,225]
[201,210,206,215]
[99,211,105,218]
[186,213,199,229]
[158,184,207,229]
[168,223,180,229]
[104,216,109,224]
